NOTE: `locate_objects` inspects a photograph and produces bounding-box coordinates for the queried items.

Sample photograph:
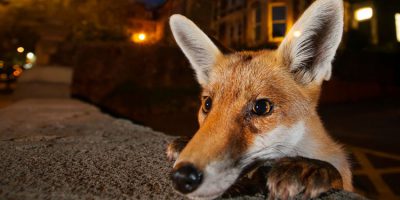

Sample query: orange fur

[175,49,353,194]
[169,0,352,198]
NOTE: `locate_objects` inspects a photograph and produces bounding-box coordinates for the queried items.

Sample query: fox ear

[278,0,343,84]
[170,14,222,86]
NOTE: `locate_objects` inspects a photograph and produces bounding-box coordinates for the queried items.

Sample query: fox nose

[171,163,203,194]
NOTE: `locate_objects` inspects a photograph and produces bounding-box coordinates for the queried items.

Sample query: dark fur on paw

[267,157,343,200]
[223,166,271,198]
[166,137,191,161]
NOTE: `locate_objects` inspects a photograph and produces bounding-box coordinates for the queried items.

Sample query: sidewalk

[0,66,72,109]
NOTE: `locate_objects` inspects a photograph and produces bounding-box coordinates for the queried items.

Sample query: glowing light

[26,52,35,59]
[23,63,33,69]
[25,52,36,69]
[131,33,147,43]
[355,7,373,21]
[12,65,23,77]
[138,33,146,41]
[396,13,400,42]
[13,70,21,77]
[0,60,3,68]
[17,47,25,53]
[293,30,301,38]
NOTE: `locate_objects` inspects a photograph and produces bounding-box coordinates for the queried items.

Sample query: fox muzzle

[171,163,203,194]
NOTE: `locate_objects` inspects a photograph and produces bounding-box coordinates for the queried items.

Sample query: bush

[71,42,200,136]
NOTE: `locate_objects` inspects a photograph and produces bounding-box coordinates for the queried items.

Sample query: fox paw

[166,137,190,161]
[267,157,343,200]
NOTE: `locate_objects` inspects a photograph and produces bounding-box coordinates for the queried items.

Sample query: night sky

[137,0,167,9]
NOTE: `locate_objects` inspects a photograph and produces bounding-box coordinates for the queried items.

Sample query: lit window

[396,13,400,42]
[269,3,287,42]
[355,7,373,21]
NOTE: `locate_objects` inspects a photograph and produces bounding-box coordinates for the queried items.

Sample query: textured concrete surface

[0,99,366,199]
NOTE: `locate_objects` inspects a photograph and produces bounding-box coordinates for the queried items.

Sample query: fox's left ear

[278,0,344,85]
[170,14,222,86]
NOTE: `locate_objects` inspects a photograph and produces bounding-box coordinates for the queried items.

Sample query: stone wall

[0,99,367,200]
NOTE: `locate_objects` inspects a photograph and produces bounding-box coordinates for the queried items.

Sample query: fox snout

[170,106,254,198]
[171,163,203,194]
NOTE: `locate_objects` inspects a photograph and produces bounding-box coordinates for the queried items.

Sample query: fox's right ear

[170,14,222,86]
[277,0,344,85]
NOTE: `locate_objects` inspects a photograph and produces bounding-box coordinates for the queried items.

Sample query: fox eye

[252,99,273,116]
[202,96,212,113]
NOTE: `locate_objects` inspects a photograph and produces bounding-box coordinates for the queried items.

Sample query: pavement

[348,147,400,199]
[0,66,398,199]
[319,100,400,200]
[0,65,72,109]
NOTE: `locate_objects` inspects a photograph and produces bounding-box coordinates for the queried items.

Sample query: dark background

[0,1,399,198]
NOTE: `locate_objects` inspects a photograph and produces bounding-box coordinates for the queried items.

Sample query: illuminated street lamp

[17,47,25,53]
[138,33,146,41]
[27,52,35,60]
[355,7,373,21]
[24,52,36,69]
[12,65,23,77]
[132,32,147,43]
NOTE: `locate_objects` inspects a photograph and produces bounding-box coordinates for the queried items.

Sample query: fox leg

[222,165,271,198]
[267,157,343,200]
[166,137,191,161]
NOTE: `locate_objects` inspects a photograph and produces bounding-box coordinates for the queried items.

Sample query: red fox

[167,0,353,199]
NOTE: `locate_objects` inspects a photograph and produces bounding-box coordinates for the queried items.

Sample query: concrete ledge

[0,99,366,199]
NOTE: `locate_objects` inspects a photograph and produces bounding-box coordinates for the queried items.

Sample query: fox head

[169,0,344,198]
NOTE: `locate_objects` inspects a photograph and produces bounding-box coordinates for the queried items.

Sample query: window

[220,0,228,17]
[238,20,243,39]
[251,2,262,42]
[232,21,242,45]
[351,4,377,45]
[396,13,400,42]
[213,1,219,20]
[236,0,245,9]
[268,3,287,42]
[355,7,373,21]
[231,0,245,10]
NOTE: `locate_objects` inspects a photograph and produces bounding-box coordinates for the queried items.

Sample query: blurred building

[211,0,400,51]
[345,0,400,51]
[210,0,312,49]
[128,0,213,45]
